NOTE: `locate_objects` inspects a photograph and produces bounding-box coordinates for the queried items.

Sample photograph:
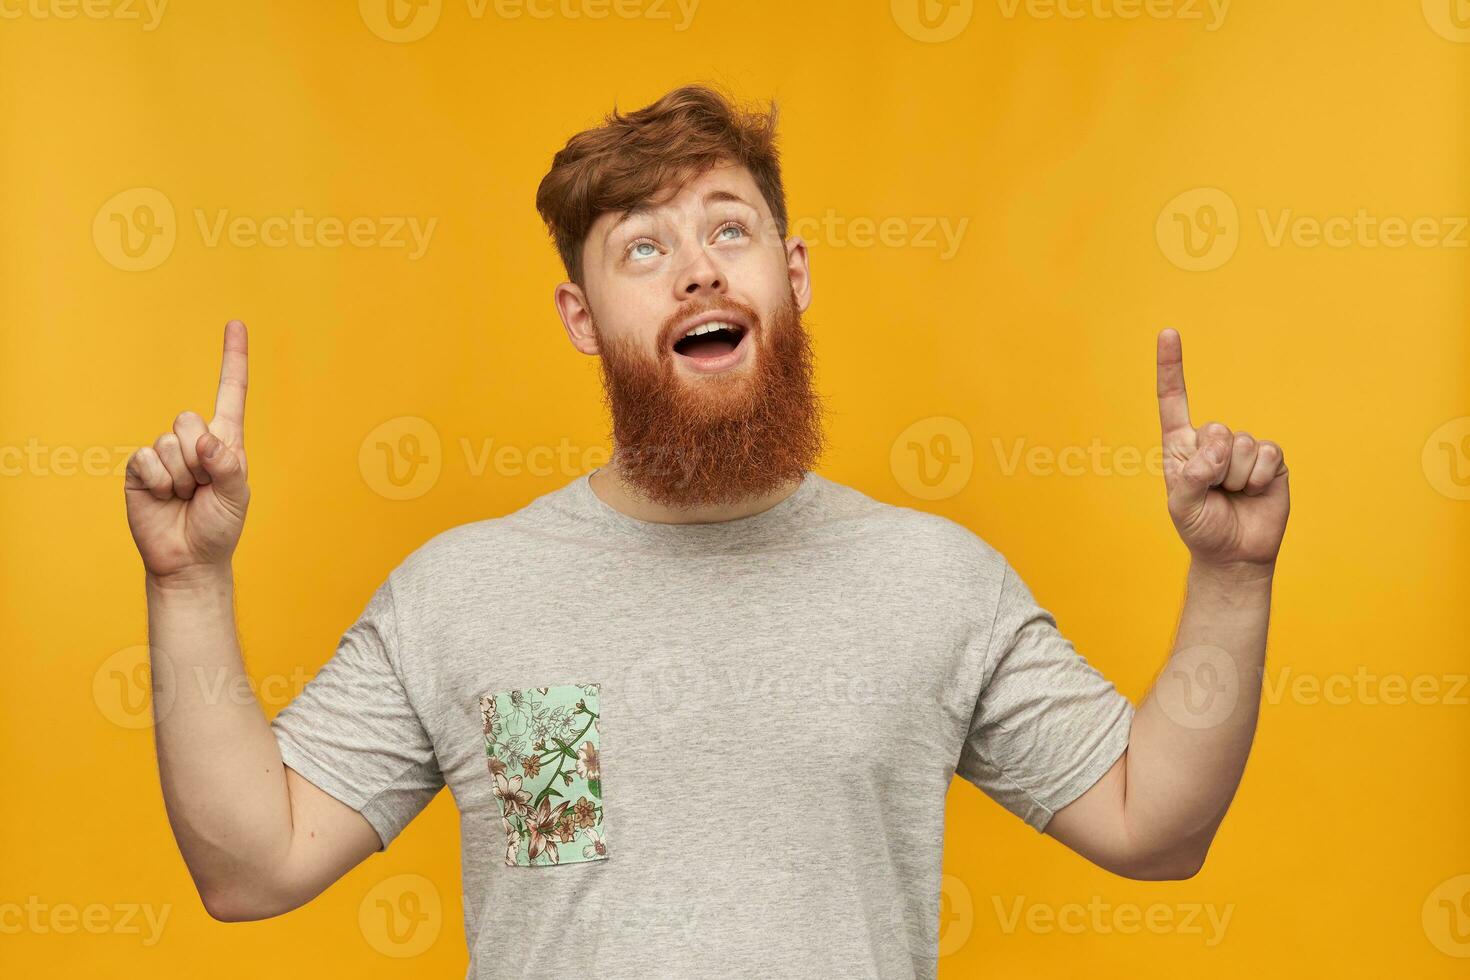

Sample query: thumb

[1171,438,1228,516]
[197,433,246,502]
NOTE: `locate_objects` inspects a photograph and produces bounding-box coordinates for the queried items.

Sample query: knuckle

[154,432,178,454]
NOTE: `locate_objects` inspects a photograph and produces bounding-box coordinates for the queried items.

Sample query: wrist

[145,564,235,596]
[1188,557,1275,591]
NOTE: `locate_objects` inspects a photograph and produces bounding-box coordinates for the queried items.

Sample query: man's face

[554,160,825,508]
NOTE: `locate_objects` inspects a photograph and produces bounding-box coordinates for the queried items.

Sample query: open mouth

[672,321,748,362]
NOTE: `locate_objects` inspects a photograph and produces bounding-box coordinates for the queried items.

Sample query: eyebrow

[603,190,755,246]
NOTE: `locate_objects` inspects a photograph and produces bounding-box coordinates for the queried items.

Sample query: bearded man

[126,84,1290,979]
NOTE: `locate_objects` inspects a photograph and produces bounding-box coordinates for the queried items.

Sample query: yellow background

[2,0,1467,976]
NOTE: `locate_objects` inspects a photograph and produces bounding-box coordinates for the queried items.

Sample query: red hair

[535,83,789,286]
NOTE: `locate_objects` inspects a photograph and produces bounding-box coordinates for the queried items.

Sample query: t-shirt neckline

[567,467,820,550]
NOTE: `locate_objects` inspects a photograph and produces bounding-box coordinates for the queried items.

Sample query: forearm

[147,567,293,911]
[1123,560,1274,872]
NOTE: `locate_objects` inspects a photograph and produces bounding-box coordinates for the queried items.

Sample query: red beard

[592,290,827,509]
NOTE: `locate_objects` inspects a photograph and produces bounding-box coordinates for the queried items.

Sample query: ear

[785,236,812,313]
[554,281,599,355]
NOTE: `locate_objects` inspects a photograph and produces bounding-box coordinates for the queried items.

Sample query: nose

[676,245,726,298]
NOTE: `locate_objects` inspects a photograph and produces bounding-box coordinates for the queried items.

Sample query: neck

[587,461,805,525]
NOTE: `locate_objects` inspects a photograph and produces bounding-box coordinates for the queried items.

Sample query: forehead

[586,161,768,249]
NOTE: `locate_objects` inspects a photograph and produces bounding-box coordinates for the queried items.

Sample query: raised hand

[124,320,251,581]
[1156,328,1290,572]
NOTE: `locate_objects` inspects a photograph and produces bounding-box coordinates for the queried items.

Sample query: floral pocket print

[479,682,607,867]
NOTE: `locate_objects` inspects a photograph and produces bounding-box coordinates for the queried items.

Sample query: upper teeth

[682,321,739,339]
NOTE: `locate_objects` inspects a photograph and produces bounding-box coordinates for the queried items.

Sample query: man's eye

[629,241,658,260]
[715,222,747,241]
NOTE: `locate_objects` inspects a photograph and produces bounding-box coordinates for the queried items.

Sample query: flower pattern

[480,682,606,867]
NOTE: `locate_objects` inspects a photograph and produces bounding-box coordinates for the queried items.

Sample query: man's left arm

[1044,328,1290,880]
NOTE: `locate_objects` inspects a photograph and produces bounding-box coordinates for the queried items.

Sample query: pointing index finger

[212,319,248,438]
[1156,327,1193,441]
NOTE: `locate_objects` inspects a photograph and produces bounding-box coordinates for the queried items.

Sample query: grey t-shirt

[269,468,1134,978]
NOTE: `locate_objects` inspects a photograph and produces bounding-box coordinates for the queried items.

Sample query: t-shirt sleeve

[269,576,444,851]
[954,560,1134,833]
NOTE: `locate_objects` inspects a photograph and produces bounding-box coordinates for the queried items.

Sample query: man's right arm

[146,568,382,921]
[125,320,380,921]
